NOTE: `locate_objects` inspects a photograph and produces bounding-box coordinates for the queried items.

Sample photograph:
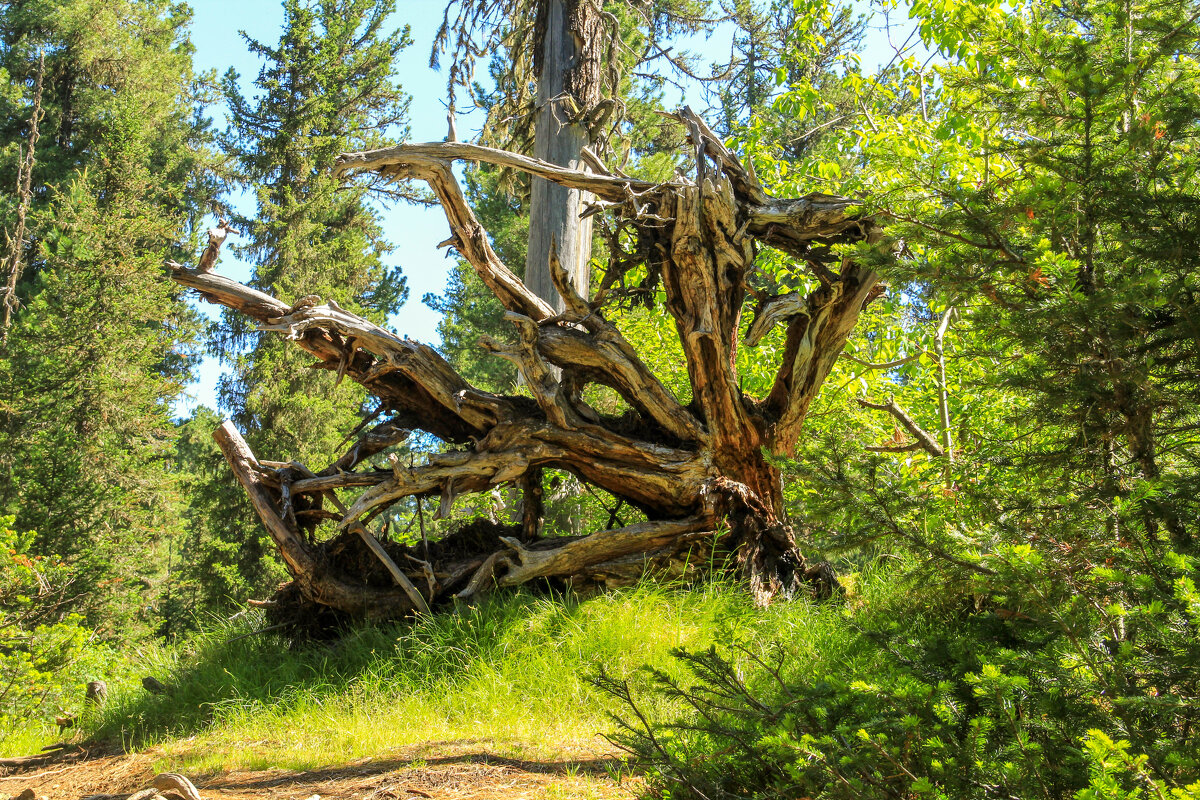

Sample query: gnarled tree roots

[172,108,881,627]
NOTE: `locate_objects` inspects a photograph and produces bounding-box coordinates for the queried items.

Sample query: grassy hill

[7,576,862,776]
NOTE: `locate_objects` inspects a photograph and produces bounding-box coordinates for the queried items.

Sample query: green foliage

[603,553,1200,799]
[0,516,111,741]
[159,407,287,634]
[0,0,217,635]
[715,0,866,155]
[217,0,411,450]
[1078,732,1200,800]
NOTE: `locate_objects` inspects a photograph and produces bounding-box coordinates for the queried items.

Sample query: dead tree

[2,52,44,340]
[169,109,885,623]
[525,0,602,310]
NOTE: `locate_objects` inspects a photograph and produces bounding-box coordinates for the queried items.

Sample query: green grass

[8,570,905,772]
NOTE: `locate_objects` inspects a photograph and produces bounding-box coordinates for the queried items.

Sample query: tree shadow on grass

[207,739,623,786]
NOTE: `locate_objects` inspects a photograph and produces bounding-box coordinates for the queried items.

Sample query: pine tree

[892,0,1200,544]
[181,0,412,613]
[0,0,218,633]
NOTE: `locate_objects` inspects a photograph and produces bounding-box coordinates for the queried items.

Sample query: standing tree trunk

[2,52,44,341]
[169,109,885,627]
[525,0,602,310]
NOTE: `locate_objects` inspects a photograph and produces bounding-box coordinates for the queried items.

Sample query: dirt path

[0,741,638,800]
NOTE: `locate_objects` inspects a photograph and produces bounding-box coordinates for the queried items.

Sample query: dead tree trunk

[2,52,44,340]
[170,109,884,623]
[525,0,602,312]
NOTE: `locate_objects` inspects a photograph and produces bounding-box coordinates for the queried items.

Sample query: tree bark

[171,109,885,627]
[525,0,602,311]
[2,52,44,341]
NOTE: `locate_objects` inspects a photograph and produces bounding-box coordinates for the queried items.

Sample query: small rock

[142,676,168,695]
[152,772,202,800]
[86,679,107,705]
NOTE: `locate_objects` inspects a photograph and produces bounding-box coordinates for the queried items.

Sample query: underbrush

[0,516,122,757]
[18,544,1197,800]
[24,577,859,772]
[602,549,1200,800]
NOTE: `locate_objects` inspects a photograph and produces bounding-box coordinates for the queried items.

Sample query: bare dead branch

[856,396,945,458]
[213,422,419,619]
[864,442,923,453]
[2,51,44,340]
[841,351,925,370]
[350,523,431,614]
[196,219,238,273]
[495,517,713,586]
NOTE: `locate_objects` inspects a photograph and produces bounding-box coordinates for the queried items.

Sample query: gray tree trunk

[525,0,600,311]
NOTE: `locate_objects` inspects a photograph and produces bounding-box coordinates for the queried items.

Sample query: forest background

[1,0,1198,798]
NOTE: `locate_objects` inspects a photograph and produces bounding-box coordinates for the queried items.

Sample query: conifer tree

[0,0,217,632]
[180,0,412,614]
[217,0,410,451]
[886,0,1200,544]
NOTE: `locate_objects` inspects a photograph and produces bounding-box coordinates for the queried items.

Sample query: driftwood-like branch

[341,449,536,527]
[536,324,706,442]
[258,300,514,434]
[856,397,945,458]
[484,311,583,428]
[350,523,431,614]
[171,266,508,444]
[333,110,873,255]
[334,140,659,200]
[543,242,705,442]
[213,421,419,619]
[211,417,720,613]
[172,107,887,622]
[289,471,391,494]
[197,220,238,273]
[864,442,923,453]
[746,293,816,347]
[767,268,880,454]
[842,351,925,370]
[152,773,203,800]
[494,516,712,586]
[340,150,554,322]
[322,418,409,476]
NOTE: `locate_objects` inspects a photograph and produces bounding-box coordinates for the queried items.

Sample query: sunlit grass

[0,724,63,758]
[49,568,901,774]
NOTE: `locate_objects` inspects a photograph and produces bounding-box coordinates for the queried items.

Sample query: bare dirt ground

[0,740,638,800]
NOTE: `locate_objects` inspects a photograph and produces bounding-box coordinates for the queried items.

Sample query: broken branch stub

[173,108,884,626]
